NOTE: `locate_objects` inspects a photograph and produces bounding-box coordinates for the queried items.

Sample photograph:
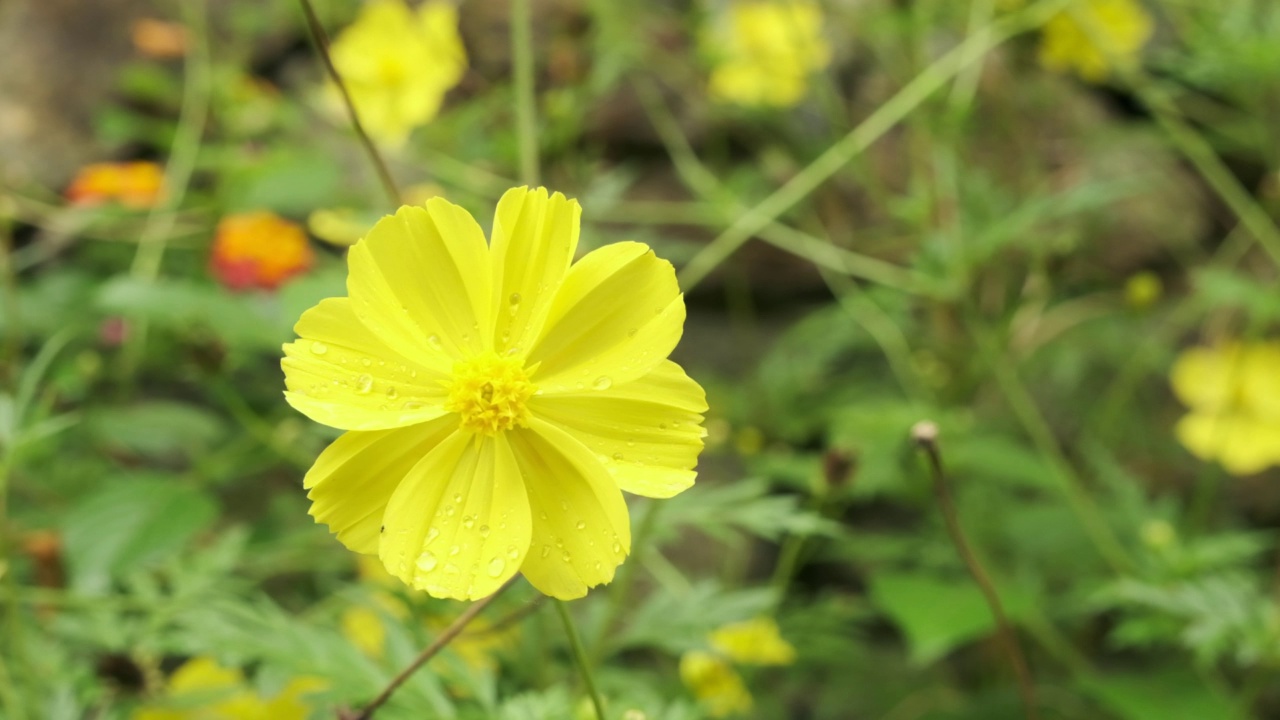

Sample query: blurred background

[2,0,1280,718]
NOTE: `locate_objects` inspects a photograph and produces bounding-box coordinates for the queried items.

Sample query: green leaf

[89,401,226,460]
[868,571,1033,665]
[61,475,218,594]
[1083,668,1246,720]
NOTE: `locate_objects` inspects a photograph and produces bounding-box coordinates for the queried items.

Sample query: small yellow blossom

[283,187,708,601]
[1038,0,1153,82]
[1125,271,1163,309]
[680,651,753,717]
[1170,341,1280,475]
[704,1,831,108]
[131,657,325,720]
[680,617,796,717]
[328,0,466,147]
[709,617,796,665]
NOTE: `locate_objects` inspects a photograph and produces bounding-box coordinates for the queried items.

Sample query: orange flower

[210,212,315,291]
[131,18,189,59]
[65,162,165,209]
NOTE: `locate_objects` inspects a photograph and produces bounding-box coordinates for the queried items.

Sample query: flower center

[444,353,536,435]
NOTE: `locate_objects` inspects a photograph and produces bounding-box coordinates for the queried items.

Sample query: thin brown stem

[911,421,1039,720]
[353,578,518,720]
[297,0,402,208]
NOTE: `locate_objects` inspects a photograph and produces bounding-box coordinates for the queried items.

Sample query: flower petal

[508,419,631,599]
[283,297,451,431]
[531,360,707,498]
[305,416,458,554]
[379,431,531,600]
[347,199,493,369]
[1176,413,1280,476]
[527,241,685,394]
[489,187,580,357]
[1169,344,1242,412]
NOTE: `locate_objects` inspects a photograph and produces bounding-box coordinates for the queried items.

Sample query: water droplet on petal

[403,401,423,410]
[487,557,506,577]
[417,551,438,572]
[541,545,551,558]
[387,387,398,400]
[310,341,328,355]
[594,561,602,571]
[611,541,623,555]
[444,563,460,575]
[453,494,464,504]
[561,551,572,563]
[611,452,623,461]
[444,505,456,517]
[427,335,443,350]
[575,521,586,530]
[360,357,372,367]
[508,292,522,315]
[479,525,490,538]
[506,545,519,559]
[426,528,440,545]
[593,376,612,390]
[462,515,475,529]
[356,374,374,393]
[449,544,460,556]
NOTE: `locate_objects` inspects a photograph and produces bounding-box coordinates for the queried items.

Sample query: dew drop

[356,374,374,393]
[449,544,461,556]
[403,401,423,410]
[575,521,586,531]
[659,422,668,430]
[594,561,602,571]
[611,452,623,461]
[360,357,372,367]
[593,376,612,391]
[541,544,552,558]
[506,545,519,559]
[462,515,476,529]
[627,327,638,337]
[479,524,490,538]
[410,369,418,378]
[453,494,464,504]
[508,292,522,314]
[426,527,441,545]
[575,381,585,390]
[443,504,455,517]
[427,335,443,350]
[561,551,572,563]
[611,541,623,555]
[310,341,329,355]
[487,557,506,577]
[417,551,438,572]
[386,386,398,400]
[444,563,460,575]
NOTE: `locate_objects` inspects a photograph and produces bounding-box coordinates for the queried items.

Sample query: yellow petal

[305,417,458,554]
[528,241,685,395]
[679,651,753,718]
[1243,342,1280,420]
[709,617,796,666]
[531,360,707,498]
[341,605,387,658]
[347,200,493,368]
[489,187,580,357]
[379,431,531,600]
[1169,344,1244,412]
[1176,413,1280,476]
[509,419,631,599]
[283,298,451,431]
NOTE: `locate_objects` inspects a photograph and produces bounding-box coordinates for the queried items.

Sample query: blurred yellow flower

[1170,341,1280,476]
[704,1,831,108]
[328,0,466,147]
[283,187,707,601]
[209,212,314,291]
[65,161,165,209]
[1038,0,1153,82]
[680,651,753,717]
[1125,270,1162,309]
[709,617,796,665]
[680,617,795,717]
[131,657,325,720]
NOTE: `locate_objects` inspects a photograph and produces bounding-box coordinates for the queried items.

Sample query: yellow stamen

[444,353,536,435]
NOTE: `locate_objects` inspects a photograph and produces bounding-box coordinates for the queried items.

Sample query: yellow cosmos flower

[704,1,832,108]
[680,617,795,717]
[1170,341,1280,476]
[1038,0,1153,82]
[283,187,708,601]
[327,0,466,147]
[131,657,325,720]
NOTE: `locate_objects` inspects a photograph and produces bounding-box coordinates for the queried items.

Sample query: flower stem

[511,0,540,186]
[912,421,1039,720]
[355,577,517,720]
[555,599,607,720]
[297,0,401,208]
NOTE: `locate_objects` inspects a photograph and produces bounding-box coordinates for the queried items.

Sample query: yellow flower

[709,617,796,665]
[704,1,831,108]
[680,651,752,717]
[283,187,708,601]
[1170,341,1280,475]
[131,657,324,720]
[327,0,466,147]
[1038,0,1153,82]
[680,617,795,717]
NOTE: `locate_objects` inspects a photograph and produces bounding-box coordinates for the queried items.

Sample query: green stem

[555,599,607,720]
[0,455,25,720]
[592,500,660,663]
[511,0,540,186]
[297,0,401,207]
[675,0,1072,291]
